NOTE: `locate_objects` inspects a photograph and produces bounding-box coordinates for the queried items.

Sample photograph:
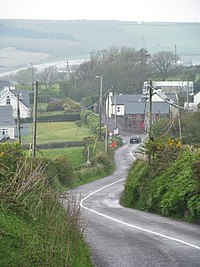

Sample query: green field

[37,146,86,166]
[22,121,94,144]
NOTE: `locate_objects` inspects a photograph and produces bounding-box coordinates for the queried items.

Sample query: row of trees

[4,46,200,105]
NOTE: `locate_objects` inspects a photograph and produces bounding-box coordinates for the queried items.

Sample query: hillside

[0,20,200,73]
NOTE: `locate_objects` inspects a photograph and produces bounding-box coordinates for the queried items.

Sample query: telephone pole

[148,79,153,141]
[17,94,21,144]
[96,75,103,141]
[32,81,38,158]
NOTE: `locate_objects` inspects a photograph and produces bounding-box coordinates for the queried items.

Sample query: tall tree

[151,51,178,80]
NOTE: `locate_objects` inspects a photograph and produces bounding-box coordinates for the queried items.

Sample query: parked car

[130,135,141,144]
[0,134,10,142]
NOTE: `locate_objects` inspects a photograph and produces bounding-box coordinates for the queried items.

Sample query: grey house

[106,92,177,134]
[0,106,15,138]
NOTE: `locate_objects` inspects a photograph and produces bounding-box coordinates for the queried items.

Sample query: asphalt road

[72,137,200,267]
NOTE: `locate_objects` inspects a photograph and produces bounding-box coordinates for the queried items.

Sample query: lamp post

[96,75,103,141]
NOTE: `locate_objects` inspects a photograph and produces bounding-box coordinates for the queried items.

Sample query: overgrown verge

[120,138,200,224]
[0,142,93,267]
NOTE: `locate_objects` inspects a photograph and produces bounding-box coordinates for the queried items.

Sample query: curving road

[73,137,200,267]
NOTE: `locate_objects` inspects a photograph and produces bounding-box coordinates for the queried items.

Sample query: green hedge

[121,150,200,224]
[23,141,85,150]
[22,113,80,123]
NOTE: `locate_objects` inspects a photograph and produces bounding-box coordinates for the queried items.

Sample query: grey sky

[1,0,199,22]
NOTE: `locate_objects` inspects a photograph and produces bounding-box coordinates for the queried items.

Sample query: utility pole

[32,81,38,158]
[176,94,182,143]
[17,94,21,144]
[114,92,117,131]
[30,63,34,91]
[96,75,103,141]
[105,92,109,153]
[148,79,153,141]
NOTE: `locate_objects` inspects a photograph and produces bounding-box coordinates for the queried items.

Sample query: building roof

[10,89,30,107]
[111,93,177,105]
[111,94,143,105]
[0,106,15,125]
[125,101,170,115]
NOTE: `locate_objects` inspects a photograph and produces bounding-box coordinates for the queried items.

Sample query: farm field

[22,121,94,144]
[37,146,86,166]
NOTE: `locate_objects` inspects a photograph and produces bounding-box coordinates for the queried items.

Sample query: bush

[21,113,80,123]
[120,159,148,208]
[94,152,113,172]
[0,142,23,178]
[121,148,200,223]
[46,101,65,111]
[54,156,74,186]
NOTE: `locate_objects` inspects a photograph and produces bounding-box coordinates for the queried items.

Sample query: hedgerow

[121,138,200,223]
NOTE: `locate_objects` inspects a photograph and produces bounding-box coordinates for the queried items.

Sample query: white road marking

[80,178,200,251]
[130,143,140,159]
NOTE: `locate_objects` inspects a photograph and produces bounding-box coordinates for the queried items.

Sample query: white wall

[194,92,200,106]
[0,126,15,139]
[0,92,30,118]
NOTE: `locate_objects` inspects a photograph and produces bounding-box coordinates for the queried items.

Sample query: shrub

[121,148,200,223]
[46,101,65,111]
[120,159,148,208]
[0,142,23,176]
[94,152,113,172]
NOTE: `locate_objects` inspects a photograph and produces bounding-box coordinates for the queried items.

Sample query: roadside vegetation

[0,142,93,266]
[121,112,200,224]
[0,102,122,266]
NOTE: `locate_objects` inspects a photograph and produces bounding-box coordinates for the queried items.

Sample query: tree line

[5,46,200,105]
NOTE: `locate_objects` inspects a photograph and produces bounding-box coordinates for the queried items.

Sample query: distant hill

[0,23,76,40]
[0,19,200,73]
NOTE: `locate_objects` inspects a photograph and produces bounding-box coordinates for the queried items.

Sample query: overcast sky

[1,0,199,22]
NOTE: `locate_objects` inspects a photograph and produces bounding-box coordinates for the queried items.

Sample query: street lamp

[96,75,103,141]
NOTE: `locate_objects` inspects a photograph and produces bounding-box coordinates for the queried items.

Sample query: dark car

[130,135,141,144]
[0,134,10,142]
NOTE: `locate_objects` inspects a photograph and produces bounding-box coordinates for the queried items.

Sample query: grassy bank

[0,143,93,266]
[120,140,200,224]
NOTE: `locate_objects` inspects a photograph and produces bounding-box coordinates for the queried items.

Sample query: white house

[0,87,31,118]
[194,92,200,107]
[186,91,200,110]
[0,106,15,139]
[143,81,194,95]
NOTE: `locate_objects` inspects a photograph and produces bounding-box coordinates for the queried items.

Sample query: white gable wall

[0,91,30,118]
[194,92,200,106]
[111,104,124,116]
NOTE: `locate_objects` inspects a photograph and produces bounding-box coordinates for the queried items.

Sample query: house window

[0,129,8,135]
[6,95,10,105]
[133,115,136,120]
